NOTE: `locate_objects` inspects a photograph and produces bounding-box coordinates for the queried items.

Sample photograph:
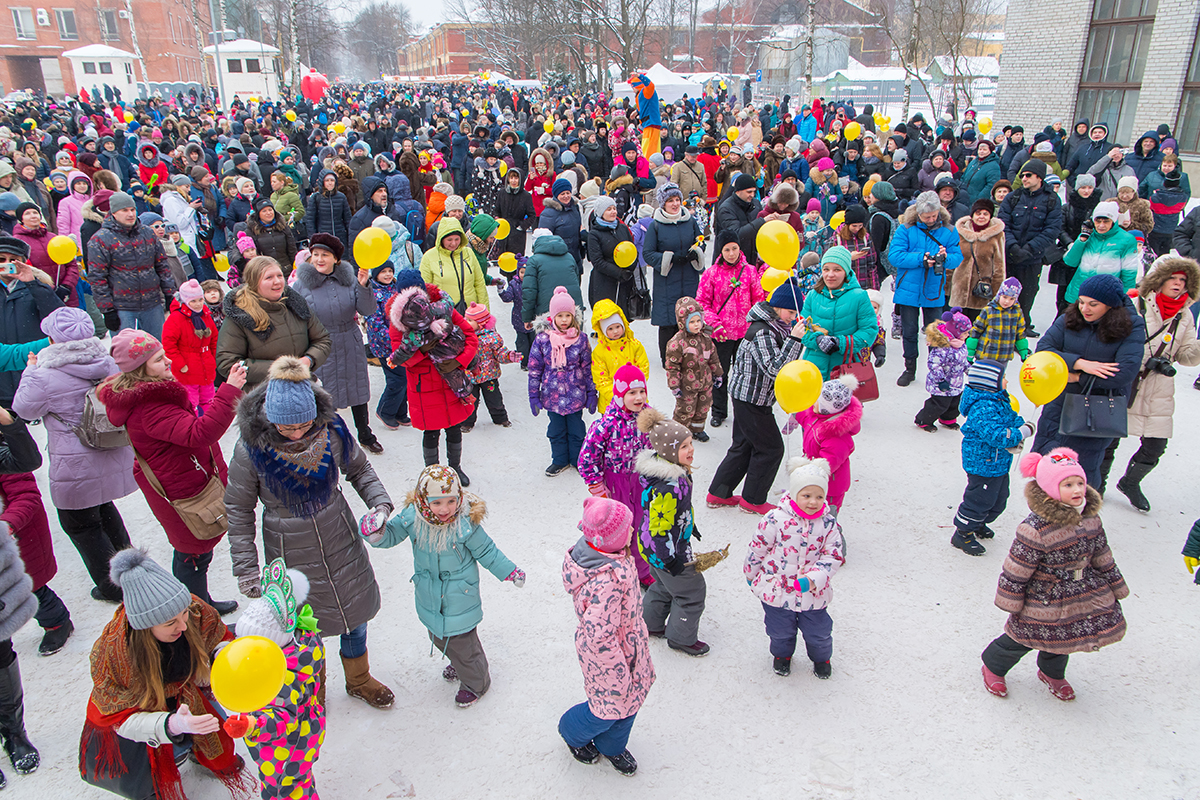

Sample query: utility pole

[207,0,227,109]
[124,0,149,87]
[901,0,920,122]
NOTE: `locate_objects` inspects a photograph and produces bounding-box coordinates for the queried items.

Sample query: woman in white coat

[158,177,201,253]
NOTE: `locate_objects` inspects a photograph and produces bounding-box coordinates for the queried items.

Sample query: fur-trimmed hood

[293,258,356,291]
[236,377,337,450]
[97,377,192,427]
[606,173,634,193]
[925,322,951,348]
[542,197,575,213]
[33,338,110,373]
[900,203,952,227]
[635,448,688,481]
[1139,254,1200,302]
[81,198,105,224]
[1024,481,1103,528]
[221,285,313,341]
[955,215,1004,243]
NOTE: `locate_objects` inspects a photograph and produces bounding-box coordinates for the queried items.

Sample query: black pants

[350,403,378,446]
[423,425,463,467]
[1010,263,1042,332]
[173,550,216,605]
[466,380,509,426]
[954,473,1010,533]
[896,305,939,362]
[708,399,784,506]
[34,584,70,630]
[915,393,961,425]
[57,502,131,597]
[712,339,740,421]
[0,639,13,668]
[514,327,532,367]
[657,324,679,366]
[1099,435,1168,488]
[982,633,1068,680]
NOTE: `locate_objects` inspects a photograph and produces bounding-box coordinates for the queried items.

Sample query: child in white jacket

[743,457,846,678]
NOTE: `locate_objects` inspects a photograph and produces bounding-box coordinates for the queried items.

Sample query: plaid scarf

[246,417,352,518]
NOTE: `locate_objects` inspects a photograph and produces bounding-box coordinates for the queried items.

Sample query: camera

[1079,219,1094,241]
[1145,356,1176,377]
[925,251,947,276]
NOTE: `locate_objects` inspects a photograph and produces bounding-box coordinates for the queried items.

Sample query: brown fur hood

[809,166,835,185]
[1138,254,1200,301]
[606,173,634,193]
[955,215,1005,243]
[1024,481,1103,528]
[81,198,105,224]
[404,489,487,525]
[900,204,952,227]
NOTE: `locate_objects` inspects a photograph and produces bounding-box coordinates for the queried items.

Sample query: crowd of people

[0,73,1194,794]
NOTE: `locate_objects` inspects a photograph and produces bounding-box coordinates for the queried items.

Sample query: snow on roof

[927,56,1000,78]
[815,57,931,83]
[62,44,139,60]
[202,39,281,55]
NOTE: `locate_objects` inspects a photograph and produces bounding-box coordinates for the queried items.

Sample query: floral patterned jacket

[635,450,695,575]
[469,327,520,384]
[577,402,651,484]
[744,496,845,611]
[528,325,597,416]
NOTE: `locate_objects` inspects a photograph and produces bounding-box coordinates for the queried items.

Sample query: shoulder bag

[134,447,228,540]
[1058,375,1127,439]
[830,346,879,403]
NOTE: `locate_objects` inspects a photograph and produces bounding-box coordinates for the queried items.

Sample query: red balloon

[300,69,329,103]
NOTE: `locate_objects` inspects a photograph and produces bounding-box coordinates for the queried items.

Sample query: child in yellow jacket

[590,299,650,412]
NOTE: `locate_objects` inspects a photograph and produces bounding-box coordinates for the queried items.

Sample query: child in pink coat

[560,497,656,777]
[784,374,863,515]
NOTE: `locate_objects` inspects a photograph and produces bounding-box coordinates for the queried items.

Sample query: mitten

[782,414,801,435]
[360,506,389,544]
[222,714,252,738]
[712,376,723,389]
[817,335,837,354]
[1016,338,1030,360]
[55,285,72,302]
[238,574,262,598]
[587,482,607,497]
[937,379,951,392]
[1186,556,1199,574]
[103,310,121,332]
[505,568,526,588]
[874,353,886,368]
[1019,422,1035,440]
[794,576,811,593]
[966,336,978,361]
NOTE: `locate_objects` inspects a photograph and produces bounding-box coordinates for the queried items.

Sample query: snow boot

[422,445,439,467]
[976,523,996,539]
[916,422,937,432]
[605,749,638,776]
[0,658,39,775]
[668,640,711,657]
[455,687,482,708]
[545,463,570,477]
[897,359,916,387]
[37,620,73,657]
[692,429,710,442]
[981,664,1007,697]
[566,742,601,765]
[447,440,470,487]
[341,652,394,709]
[1116,461,1154,512]
[1038,671,1076,701]
[813,660,832,679]
[706,492,740,508]
[773,657,791,676]
[951,530,986,556]
[442,664,458,682]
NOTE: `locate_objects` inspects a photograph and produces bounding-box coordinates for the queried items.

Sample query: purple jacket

[498,273,524,333]
[528,328,597,416]
[365,278,400,358]
[577,402,651,484]
[926,342,969,396]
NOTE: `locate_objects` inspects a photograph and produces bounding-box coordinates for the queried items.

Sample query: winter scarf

[245,417,352,518]
[1156,290,1188,320]
[548,326,580,368]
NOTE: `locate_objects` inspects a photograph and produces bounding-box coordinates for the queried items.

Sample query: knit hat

[234,561,311,647]
[636,407,692,464]
[612,363,646,399]
[1132,229,1145,244]
[733,173,756,193]
[1018,159,1047,178]
[843,204,868,225]
[1092,200,1119,223]
[40,306,94,342]
[140,212,164,227]
[111,328,162,372]
[871,181,896,201]
[309,232,344,261]
[548,285,576,319]
[108,191,135,213]
[998,276,1022,298]
[593,195,616,219]
[235,230,256,255]
[1074,173,1096,190]
[715,228,740,252]
[465,302,493,328]
[370,260,395,282]
[821,245,853,274]
[769,278,804,311]
[170,174,191,187]
[189,166,210,183]
[393,268,425,292]
[971,198,995,216]
[805,198,822,213]
[109,549,192,630]
[865,288,882,308]
[263,356,317,426]
[891,149,908,164]
[13,202,40,223]
[657,182,683,206]
[1117,175,1139,194]
[787,456,831,499]
[1020,447,1087,501]
[551,177,573,197]
[637,203,655,219]
[815,373,859,415]
[178,278,204,303]
[444,194,466,214]
[1076,274,1125,308]
[938,308,972,340]
[580,497,634,553]
[966,358,1005,391]
[164,223,179,235]
[561,151,576,166]
[372,215,399,237]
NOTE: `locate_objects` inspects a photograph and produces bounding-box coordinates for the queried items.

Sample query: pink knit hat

[464,302,493,329]
[548,285,575,318]
[111,328,163,373]
[612,363,646,399]
[236,230,256,255]
[1020,447,1087,501]
[580,497,633,553]
[178,278,204,303]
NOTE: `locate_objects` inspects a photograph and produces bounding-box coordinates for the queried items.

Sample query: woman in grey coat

[12,307,137,602]
[225,356,396,709]
[292,233,382,454]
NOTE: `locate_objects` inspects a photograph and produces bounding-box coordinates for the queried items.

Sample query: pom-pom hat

[1020,447,1087,501]
[580,497,633,553]
[788,457,831,499]
[109,549,191,630]
[263,356,317,426]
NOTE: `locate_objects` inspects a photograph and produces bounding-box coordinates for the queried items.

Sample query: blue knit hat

[551,177,573,197]
[263,356,317,425]
[1077,274,1126,309]
[967,359,1005,392]
[769,278,804,312]
[393,269,425,292]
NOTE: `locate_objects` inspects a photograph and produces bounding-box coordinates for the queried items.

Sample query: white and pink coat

[744,497,846,611]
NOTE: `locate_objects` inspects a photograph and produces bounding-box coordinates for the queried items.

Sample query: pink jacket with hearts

[744,496,845,611]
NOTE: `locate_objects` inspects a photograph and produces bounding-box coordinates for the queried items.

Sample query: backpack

[871,210,899,276]
[49,383,130,451]
[402,206,425,243]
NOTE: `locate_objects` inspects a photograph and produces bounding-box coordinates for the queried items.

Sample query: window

[55,9,78,40]
[124,62,133,84]
[99,62,113,74]
[1076,0,1156,145]
[227,58,243,72]
[83,62,97,74]
[1176,24,1200,153]
[99,9,120,40]
[11,8,36,40]
[245,58,260,73]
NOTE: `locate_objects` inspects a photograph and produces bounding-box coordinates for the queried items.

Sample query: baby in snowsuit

[387,284,471,398]
[784,374,863,515]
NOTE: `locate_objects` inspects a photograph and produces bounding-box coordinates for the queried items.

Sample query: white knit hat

[788,457,831,499]
[234,561,310,647]
[816,374,859,415]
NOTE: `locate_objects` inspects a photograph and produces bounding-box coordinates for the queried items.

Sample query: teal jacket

[0,339,48,373]
[800,269,880,378]
[372,499,515,639]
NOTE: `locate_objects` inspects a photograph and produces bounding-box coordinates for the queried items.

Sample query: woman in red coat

[0,471,73,656]
[12,204,78,305]
[386,275,478,484]
[161,279,219,413]
[98,328,248,616]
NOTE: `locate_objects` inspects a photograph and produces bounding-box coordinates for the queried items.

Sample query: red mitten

[223,714,251,738]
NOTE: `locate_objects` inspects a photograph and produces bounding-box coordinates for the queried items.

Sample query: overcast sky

[341,0,450,34]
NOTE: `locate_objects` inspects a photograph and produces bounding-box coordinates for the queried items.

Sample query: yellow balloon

[494,219,510,240]
[213,252,230,274]
[498,252,517,273]
[498,161,508,177]
[333,122,346,134]
[775,359,823,414]
[285,110,297,122]
[1019,351,1069,406]
[1009,393,1020,414]
[829,211,845,230]
[761,266,789,294]
[210,636,287,714]
[46,235,77,265]
[613,241,637,268]
[756,219,800,270]
[462,109,470,117]
[544,120,554,133]
[844,121,861,140]
[978,117,993,134]
[727,127,740,141]
[353,227,392,270]
[123,111,134,123]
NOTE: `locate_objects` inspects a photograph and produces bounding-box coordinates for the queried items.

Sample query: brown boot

[316,660,327,708]
[340,652,394,709]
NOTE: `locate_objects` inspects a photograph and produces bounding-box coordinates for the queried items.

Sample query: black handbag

[627,264,652,321]
[1058,376,1127,439]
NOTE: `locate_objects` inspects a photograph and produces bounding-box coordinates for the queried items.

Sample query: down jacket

[790,396,863,510]
[744,498,845,611]
[11,338,137,510]
[589,300,649,414]
[226,385,391,638]
[643,207,704,326]
[799,267,879,378]
[890,205,963,308]
[389,290,479,431]
[372,495,515,640]
[215,287,332,389]
[161,299,219,386]
[0,270,63,405]
[665,297,722,395]
[586,217,636,315]
[87,215,174,313]
[419,218,490,310]
[1062,223,1139,303]
[696,252,766,341]
[951,216,1006,310]
[959,385,1027,477]
[0,519,35,642]
[303,171,352,245]
[562,535,656,720]
[528,314,597,417]
[0,473,56,590]
[522,235,583,323]
[538,197,584,274]
[292,259,376,408]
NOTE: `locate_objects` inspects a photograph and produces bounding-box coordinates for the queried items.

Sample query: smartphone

[0,263,16,276]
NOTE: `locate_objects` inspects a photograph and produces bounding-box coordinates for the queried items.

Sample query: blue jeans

[547,410,585,467]
[558,702,638,758]
[340,622,368,658]
[377,360,408,423]
[762,602,833,663]
[193,256,220,283]
[117,304,165,339]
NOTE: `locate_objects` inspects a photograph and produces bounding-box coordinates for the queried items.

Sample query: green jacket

[270,178,306,229]
[1063,224,1140,303]
[419,217,490,309]
[800,268,880,378]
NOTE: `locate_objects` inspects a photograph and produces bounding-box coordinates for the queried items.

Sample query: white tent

[611,63,702,104]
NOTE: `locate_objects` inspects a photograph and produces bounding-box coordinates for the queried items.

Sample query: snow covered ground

[14,279,1200,799]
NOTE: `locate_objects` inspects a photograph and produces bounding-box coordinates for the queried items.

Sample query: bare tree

[348,1,414,77]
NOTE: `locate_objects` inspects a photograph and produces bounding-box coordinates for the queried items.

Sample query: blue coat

[959,385,1026,477]
[889,207,962,308]
[643,208,703,326]
[372,499,515,639]
[1125,132,1162,183]
[798,113,818,142]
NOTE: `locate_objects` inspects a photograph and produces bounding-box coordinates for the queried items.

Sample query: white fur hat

[788,457,831,498]
[235,567,310,647]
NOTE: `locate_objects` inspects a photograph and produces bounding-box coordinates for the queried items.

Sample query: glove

[505,568,526,588]
[238,574,262,598]
[587,482,607,497]
[167,704,219,736]
[937,379,951,392]
[222,714,252,739]
[1019,422,1035,440]
[794,576,811,593]
[103,310,121,332]
[874,354,886,368]
[713,376,723,389]
[55,285,72,302]
[817,335,838,354]
[966,337,978,362]
[359,505,389,544]
[1186,556,1199,574]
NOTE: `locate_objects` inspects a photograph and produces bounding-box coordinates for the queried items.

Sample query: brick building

[1,1,214,97]
[996,0,1200,153]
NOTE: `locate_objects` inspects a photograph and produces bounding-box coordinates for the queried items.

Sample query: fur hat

[109,549,191,630]
[263,356,317,426]
[637,407,692,465]
[971,198,995,216]
[788,457,831,499]
[580,497,633,553]
[657,182,683,206]
[815,374,859,415]
[1020,447,1087,501]
[309,232,344,261]
[548,285,576,319]
[111,328,162,373]
[769,182,800,211]
[612,363,646,399]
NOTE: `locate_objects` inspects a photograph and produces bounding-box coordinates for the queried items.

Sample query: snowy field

[13,277,1200,799]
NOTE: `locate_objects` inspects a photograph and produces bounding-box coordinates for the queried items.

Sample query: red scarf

[1155,288,1188,321]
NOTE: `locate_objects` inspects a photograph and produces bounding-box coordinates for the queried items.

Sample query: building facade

[996,0,1200,151]
[1,1,214,97]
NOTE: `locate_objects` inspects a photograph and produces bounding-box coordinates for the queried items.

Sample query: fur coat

[951,216,1007,310]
